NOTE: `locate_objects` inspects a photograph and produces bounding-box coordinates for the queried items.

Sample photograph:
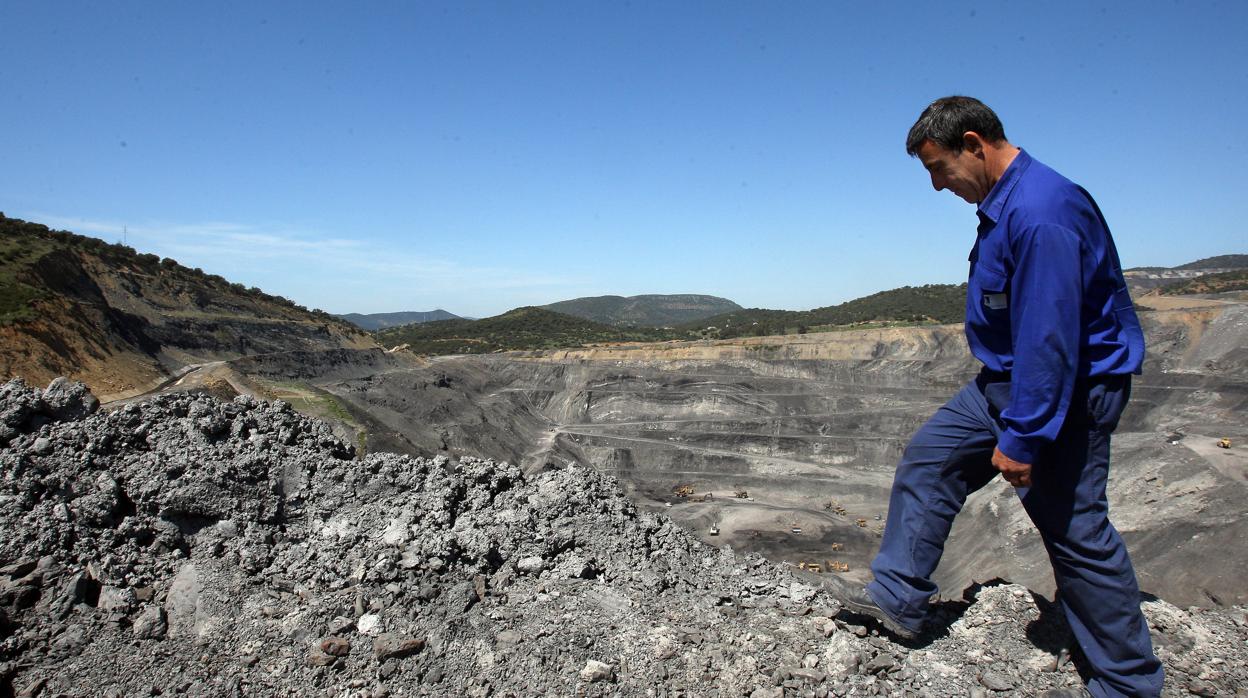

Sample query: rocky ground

[1,378,1246,697]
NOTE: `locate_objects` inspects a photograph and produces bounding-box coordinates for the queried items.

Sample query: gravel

[1,377,1246,696]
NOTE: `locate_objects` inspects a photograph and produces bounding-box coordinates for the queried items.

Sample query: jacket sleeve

[996,223,1084,464]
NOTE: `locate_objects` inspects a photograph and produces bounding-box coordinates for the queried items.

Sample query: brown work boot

[826,579,919,641]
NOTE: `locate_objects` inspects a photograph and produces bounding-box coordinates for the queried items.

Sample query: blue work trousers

[867,371,1164,697]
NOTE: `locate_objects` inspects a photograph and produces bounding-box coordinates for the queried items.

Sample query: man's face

[916,139,989,204]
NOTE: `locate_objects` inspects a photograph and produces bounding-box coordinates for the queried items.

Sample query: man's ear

[962,131,985,157]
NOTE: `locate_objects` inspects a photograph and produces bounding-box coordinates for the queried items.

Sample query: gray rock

[42,377,99,422]
[516,556,548,575]
[978,670,1015,691]
[98,586,137,614]
[789,667,827,683]
[132,605,168,640]
[866,654,896,674]
[328,616,355,635]
[31,437,53,455]
[580,659,614,683]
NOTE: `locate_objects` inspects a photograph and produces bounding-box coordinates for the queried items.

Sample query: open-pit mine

[187,298,1248,611]
[5,274,1247,695]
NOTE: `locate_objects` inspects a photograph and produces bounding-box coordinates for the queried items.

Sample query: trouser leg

[867,381,1000,631]
[1018,378,1163,698]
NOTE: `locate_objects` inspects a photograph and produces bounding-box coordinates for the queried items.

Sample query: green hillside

[541,294,741,326]
[1174,254,1248,271]
[1159,269,1248,295]
[378,285,969,355]
[686,284,967,339]
[375,306,680,354]
[0,215,357,330]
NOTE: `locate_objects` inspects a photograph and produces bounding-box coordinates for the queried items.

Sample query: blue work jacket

[966,149,1145,464]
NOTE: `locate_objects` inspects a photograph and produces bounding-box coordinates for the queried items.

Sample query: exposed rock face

[0,216,377,399]
[313,303,1248,609]
[1,378,1246,696]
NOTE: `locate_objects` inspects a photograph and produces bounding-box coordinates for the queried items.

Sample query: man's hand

[992,447,1032,488]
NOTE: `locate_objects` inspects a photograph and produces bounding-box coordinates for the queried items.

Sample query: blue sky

[3,1,1245,318]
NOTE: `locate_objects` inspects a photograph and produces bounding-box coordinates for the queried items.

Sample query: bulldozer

[829,542,844,551]
[799,561,823,573]
[734,490,749,499]
[825,560,850,573]
[855,518,868,528]
[673,484,695,497]
[1218,438,1232,449]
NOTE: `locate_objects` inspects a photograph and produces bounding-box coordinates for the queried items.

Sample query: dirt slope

[0,216,376,398]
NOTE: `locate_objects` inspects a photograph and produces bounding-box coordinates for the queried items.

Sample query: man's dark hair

[905,96,1007,156]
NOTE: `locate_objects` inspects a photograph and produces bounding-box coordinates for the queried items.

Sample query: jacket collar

[977,148,1031,226]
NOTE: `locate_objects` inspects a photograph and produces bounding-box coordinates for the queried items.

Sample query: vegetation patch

[377,286,972,356]
[257,380,359,427]
[1159,269,1248,295]
[685,284,967,340]
[0,226,55,324]
[0,214,364,335]
[376,307,681,355]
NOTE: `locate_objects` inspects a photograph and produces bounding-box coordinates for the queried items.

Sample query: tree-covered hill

[541,294,741,326]
[374,306,680,354]
[1174,254,1248,271]
[1159,269,1248,295]
[337,309,463,331]
[375,284,970,355]
[685,284,967,339]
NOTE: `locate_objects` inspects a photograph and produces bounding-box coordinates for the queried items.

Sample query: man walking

[838,96,1164,697]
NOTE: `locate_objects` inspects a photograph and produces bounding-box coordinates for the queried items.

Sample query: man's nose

[930,174,944,191]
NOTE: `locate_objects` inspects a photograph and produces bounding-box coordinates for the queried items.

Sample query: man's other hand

[992,447,1032,487]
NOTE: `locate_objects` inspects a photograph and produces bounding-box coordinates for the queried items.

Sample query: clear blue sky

[3,1,1245,318]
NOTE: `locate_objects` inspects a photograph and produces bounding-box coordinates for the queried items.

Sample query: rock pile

[1,378,1245,696]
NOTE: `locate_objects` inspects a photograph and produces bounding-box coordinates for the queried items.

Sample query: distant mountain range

[540,294,741,327]
[4,213,1243,371]
[337,310,463,331]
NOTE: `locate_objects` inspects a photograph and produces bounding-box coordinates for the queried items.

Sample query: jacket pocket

[973,264,1009,312]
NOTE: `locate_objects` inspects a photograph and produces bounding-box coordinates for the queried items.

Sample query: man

[837,96,1164,697]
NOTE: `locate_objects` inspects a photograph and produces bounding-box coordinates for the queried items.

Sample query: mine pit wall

[260,306,1246,608]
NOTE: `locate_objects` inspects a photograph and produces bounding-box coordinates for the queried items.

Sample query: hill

[337,309,462,331]
[1158,269,1248,295]
[1174,254,1248,271]
[1125,253,1248,295]
[541,293,740,326]
[375,306,678,354]
[376,286,968,356]
[687,283,967,339]
[0,215,375,397]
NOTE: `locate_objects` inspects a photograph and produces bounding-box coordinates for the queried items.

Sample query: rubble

[0,377,1245,696]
